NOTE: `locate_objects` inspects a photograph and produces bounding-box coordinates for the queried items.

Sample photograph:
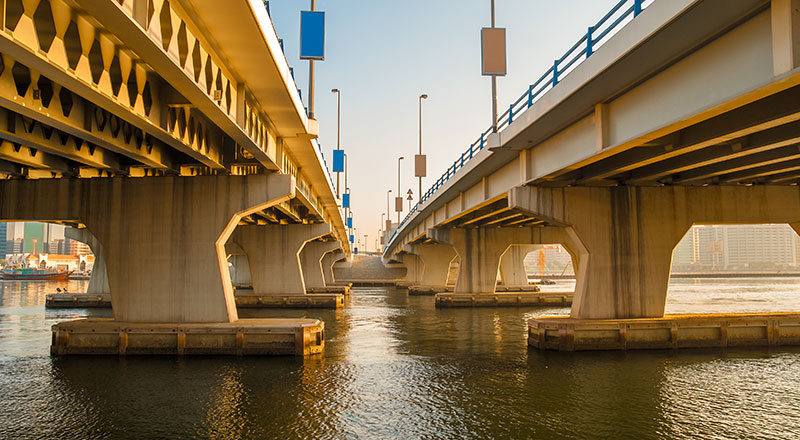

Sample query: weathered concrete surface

[334,255,406,284]
[499,244,540,287]
[436,292,572,308]
[0,175,294,323]
[299,241,342,289]
[529,313,800,351]
[321,250,346,286]
[51,318,325,356]
[510,185,800,320]
[428,227,576,295]
[45,292,345,308]
[65,227,109,296]
[232,223,331,295]
[225,241,252,288]
[402,243,457,288]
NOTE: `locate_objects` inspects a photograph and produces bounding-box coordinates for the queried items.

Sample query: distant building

[672,224,800,271]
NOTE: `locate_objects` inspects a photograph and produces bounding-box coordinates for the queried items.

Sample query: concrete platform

[495,285,541,292]
[51,318,325,356]
[435,292,573,307]
[408,286,453,296]
[528,313,800,351]
[307,286,351,295]
[45,292,345,309]
[234,292,343,308]
[46,293,112,308]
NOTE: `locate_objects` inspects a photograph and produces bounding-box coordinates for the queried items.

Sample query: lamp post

[397,156,404,223]
[418,93,428,200]
[386,189,392,230]
[331,88,341,197]
[490,0,497,132]
[364,234,368,253]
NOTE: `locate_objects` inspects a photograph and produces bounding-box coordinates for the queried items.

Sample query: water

[2,279,800,439]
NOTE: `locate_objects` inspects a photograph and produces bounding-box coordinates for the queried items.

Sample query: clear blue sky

[268,0,621,251]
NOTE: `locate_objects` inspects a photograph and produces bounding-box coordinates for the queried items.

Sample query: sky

[268,0,623,251]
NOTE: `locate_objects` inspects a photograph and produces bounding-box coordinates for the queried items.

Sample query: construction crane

[537,246,559,276]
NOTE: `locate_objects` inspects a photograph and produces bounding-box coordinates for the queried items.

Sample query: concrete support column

[225,241,252,287]
[232,223,332,295]
[321,250,345,286]
[499,244,540,287]
[402,243,457,288]
[65,227,109,295]
[510,185,800,319]
[771,0,800,75]
[399,253,424,285]
[299,241,342,289]
[0,175,294,323]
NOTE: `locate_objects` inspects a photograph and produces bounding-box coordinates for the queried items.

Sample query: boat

[1,268,73,281]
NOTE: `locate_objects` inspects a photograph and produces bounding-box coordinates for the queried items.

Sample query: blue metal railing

[385,0,653,252]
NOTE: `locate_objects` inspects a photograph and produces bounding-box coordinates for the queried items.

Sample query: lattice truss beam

[0,0,270,178]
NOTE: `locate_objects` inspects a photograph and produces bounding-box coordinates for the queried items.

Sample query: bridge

[0,0,350,354]
[384,0,800,349]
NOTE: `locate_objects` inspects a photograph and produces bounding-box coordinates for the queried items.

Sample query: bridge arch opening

[666,224,800,315]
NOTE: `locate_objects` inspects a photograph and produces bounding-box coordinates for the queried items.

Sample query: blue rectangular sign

[300,11,325,60]
[343,193,350,208]
[350,234,354,243]
[332,149,344,172]
[346,216,352,228]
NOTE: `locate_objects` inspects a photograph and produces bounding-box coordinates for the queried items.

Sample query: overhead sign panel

[481,27,506,76]
[342,193,350,208]
[332,149,344,172]
[300,11,325,60]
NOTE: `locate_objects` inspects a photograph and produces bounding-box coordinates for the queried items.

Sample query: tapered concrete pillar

[321,250,345,286]
[399,253,424,285]
[510,185,800,319]
[232,223,332,295]
[403,243,457,288]
[299,241,342,289]
[499,245,539,287]
[428,227,579,295]
[65,227,109,295]
[0,174,294,322]
[225,242,252,287]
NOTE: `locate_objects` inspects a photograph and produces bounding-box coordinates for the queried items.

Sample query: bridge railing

[385,0,655,252]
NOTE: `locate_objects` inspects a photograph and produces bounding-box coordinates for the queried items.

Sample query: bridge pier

[1,175,324,355]
[509,185,800,350]
[232,224,344,308]
[498,244,539,289]
[321,250,346,286]
[300,241,349,294]
[65,227,110,296]
[428,227,575,307]
[402,243,457,295]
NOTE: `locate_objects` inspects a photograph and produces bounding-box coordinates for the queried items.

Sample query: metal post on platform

[418,94,428,202]
[386,190,392,230]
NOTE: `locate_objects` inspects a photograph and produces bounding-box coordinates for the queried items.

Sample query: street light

[386,189,393,231]
[364,234,368,253]
[331,88,341,198]
[397,156,405,223]
[417,93,428,202]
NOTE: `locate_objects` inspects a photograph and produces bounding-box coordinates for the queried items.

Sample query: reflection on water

[1,279,800,439]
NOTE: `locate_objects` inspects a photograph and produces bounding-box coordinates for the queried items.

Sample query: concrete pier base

[528,313,800,351]
[408,285,452,296]
[234,291,343,308]
[51,318,325,356]
[435,292,573,308]
[306,286,351,295]
[46,293,112,308]
[45,292,345,309]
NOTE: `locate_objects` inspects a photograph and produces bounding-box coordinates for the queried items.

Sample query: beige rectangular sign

[481,27,507,76]
[414,154,426,177]
[395,197,403,212]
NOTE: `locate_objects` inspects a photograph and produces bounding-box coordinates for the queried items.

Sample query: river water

[1,278,800,439]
